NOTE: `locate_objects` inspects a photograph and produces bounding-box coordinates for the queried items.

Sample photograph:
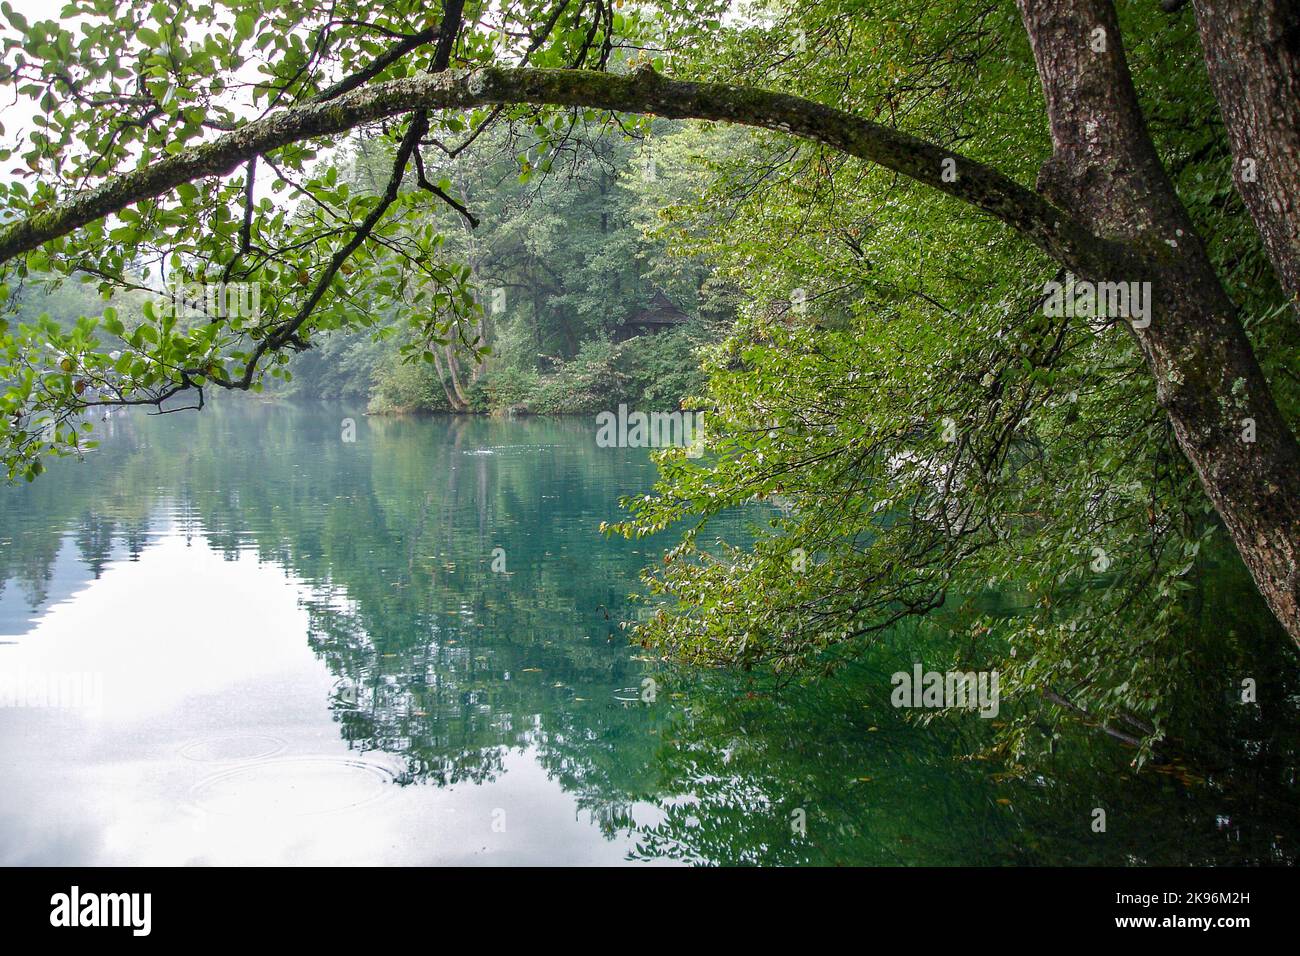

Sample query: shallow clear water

[0,402,1294,865]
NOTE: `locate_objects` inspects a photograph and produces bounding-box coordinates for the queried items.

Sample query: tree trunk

[1194,0,1300,313]
[430,349,466,412]
[1018,0,1300,646]
[470,310,487,384]
[443,344,472,409]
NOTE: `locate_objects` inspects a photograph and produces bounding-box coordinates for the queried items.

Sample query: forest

[7,114,719,416]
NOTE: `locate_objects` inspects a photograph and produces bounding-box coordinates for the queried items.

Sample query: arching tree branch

[0,65,1126,279]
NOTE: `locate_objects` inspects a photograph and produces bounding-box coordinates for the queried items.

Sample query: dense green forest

[6,117,725,415]
[1,0,1298,777]
[264,117,734,414]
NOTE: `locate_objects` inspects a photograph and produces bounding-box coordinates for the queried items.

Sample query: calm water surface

[0,403,1294,865]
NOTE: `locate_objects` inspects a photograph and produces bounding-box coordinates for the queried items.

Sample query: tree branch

[0,65,1126,279]
[310,25,441,104]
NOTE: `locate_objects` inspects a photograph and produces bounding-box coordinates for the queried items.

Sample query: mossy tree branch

[0,65,1128,280]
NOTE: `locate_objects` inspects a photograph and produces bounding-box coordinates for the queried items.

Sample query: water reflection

[0,402,1294,865]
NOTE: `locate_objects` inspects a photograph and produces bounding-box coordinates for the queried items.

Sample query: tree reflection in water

[0,402,1294,865]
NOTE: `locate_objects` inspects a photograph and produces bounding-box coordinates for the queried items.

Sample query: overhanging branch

[0,65,1128,278]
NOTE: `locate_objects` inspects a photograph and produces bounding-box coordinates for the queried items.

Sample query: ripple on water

[190,756,397,818]
[180,735,287,762]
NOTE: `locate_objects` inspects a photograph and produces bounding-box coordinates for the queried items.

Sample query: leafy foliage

[605,0,1298,764]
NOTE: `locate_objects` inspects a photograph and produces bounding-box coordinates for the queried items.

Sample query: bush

[613,326,708,409]
[525,327,707,414]
[368,360,451,414]
[527,339,629,414]
[481,366,540,409]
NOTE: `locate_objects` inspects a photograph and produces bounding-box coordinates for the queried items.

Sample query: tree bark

[1017,0,1300,645]
[429,349,466,412]
[443,344,471,408]
[1194,0,1300,313]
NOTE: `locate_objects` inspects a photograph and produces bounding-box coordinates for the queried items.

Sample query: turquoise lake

[0,402,1294,865]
